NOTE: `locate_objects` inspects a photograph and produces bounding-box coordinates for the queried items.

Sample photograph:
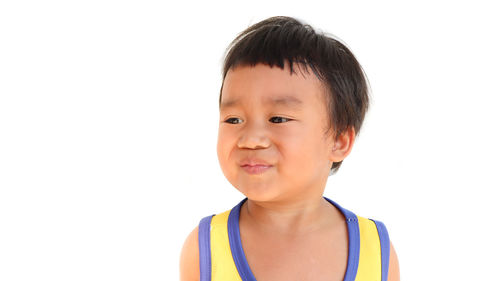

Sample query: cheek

[279,127,327,170]
[216,130,227,162]
[276,134,310,171]
[216,129,235,172]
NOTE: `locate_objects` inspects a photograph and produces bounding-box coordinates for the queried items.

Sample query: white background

[1,1,499,280]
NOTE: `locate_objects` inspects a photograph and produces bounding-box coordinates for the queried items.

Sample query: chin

[233,182,281,203]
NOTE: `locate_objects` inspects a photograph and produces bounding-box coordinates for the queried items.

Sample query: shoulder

[388,241,400,281]
[179,225,200,281]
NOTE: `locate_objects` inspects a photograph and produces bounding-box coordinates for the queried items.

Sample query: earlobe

[329,127,355,163]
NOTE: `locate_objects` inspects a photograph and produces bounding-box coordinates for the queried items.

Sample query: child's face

[217,63,337,203]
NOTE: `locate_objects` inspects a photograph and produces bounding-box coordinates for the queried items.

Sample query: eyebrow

[220,95,303,110]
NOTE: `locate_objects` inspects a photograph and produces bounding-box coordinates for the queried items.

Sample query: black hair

[220,16,370,175]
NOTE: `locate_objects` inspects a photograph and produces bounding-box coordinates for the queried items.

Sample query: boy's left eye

[269,116,291,123]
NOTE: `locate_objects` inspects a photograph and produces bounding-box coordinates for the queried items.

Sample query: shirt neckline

[227,197,360,281]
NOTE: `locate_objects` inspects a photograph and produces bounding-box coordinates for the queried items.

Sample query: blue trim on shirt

[228,198,258,281]
[372,219,390,281]
[199,215,214,281]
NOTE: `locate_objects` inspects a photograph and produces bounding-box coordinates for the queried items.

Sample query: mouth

[240,164,273,175]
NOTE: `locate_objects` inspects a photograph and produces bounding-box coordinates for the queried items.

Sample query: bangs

[223,17,323,79]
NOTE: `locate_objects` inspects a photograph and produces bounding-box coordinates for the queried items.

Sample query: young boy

[180,16,400,281]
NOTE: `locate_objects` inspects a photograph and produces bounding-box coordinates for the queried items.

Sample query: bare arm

[179,226,200,281]
[387,241,400,281]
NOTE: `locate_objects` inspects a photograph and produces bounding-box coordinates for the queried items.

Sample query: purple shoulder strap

[198,215,214,281]
[371,219,390,281]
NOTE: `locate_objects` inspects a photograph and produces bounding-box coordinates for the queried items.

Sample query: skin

[180,63,400,281]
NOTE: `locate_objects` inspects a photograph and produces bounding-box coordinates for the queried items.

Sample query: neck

[241,195,338,235]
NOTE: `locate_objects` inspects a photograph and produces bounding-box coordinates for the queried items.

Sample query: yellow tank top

[198,197,390,281]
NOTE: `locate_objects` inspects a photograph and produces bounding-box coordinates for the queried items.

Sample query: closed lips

[239,159,272,167]
[240,162,273,174]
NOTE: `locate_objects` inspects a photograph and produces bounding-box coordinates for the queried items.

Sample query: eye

[224,117,243,124]
[269,116,291,123]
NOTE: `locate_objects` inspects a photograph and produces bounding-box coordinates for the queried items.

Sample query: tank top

[198,197,390,281]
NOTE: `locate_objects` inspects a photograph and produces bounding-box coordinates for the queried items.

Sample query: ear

[329,127,356,163]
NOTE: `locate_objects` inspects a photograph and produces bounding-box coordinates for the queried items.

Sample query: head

[216,16,369,202]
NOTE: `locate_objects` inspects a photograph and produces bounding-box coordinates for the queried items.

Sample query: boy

[180,16,400,281]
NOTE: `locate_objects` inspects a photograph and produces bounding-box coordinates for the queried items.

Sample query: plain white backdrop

[1,1,499,280]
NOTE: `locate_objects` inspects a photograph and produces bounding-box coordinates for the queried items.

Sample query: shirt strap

[198,215,214,281]
[371,219,390,281]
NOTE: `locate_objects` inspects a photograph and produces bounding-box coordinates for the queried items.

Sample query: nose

[237,121,271,150]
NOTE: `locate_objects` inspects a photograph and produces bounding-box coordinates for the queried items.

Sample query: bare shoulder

[179,226,200,281]
[388,241,400,281]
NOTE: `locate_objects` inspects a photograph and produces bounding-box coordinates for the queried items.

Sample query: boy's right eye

[224,117,242,124]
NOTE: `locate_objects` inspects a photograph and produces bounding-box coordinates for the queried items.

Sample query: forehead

[220,64,325,111]
[220,95,303,111]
